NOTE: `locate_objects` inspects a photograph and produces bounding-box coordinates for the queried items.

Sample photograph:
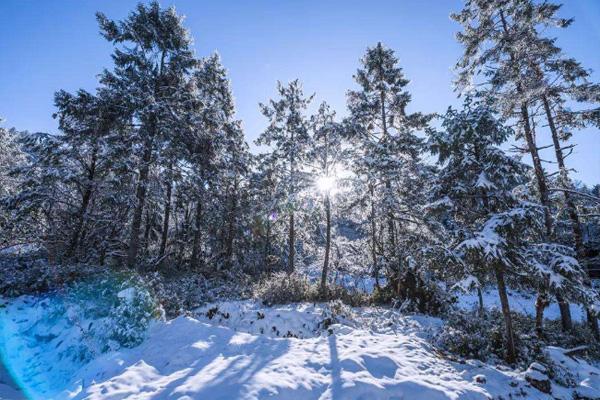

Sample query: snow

[2,298,599,400]
[455,287,588,322]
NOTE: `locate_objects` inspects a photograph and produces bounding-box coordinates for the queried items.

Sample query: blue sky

[1,0,599,184]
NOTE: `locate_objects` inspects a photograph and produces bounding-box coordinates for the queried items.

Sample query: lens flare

[0,271,159,399]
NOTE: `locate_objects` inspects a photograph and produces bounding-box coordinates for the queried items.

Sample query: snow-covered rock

[524,364,551,394]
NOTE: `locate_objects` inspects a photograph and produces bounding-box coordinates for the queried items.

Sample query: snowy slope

[63,301,599,399]
[2,298,599,400]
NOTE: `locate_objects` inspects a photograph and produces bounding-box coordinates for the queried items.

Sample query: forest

[1,1,600,399]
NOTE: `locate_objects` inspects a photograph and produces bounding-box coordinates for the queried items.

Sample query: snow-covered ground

[456,287,588,322]
[1,296,599,400]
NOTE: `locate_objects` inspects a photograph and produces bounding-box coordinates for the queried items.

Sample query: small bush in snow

[254,271,318,305]
[63,272,162,351]
[253,271,369,306]
[146,271,253,318]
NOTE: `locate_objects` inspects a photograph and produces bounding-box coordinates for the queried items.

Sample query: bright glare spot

[316,175,337,194]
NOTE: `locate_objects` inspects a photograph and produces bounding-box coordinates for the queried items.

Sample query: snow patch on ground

[2,298,599,399]
[456,287,587,322]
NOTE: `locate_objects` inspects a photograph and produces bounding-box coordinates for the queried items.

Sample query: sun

[315,175,337,194]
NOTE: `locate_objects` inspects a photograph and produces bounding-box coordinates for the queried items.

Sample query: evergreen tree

[0,125,28,249]
[308,102,345,293]
[452,0,577,331]
[346,42,430,291]
[429,98,598,362]
[97,1,197,267]
[257,80,313,273]
[53,89,128,260]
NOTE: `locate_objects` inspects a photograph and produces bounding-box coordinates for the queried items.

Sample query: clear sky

[1,0,599,184]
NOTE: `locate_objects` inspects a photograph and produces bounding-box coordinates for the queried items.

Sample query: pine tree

[53,89,127,260]
[429,98,528,362]
[250,153,285,272]
[0,124,28,249]
[308,102,346,293]
[97,1,197,267]
[346,42,430,291]
[429,98,598,361]
[257,80,313,273]
[452,0,577,331]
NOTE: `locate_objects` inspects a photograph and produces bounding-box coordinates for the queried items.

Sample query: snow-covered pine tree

[502,0,600,336]
[346,42,430,293]
[191,54,252,270]
[429,98,528,363]
[451,0,576,331]
[0,124,28,249]
[429,98,599,362]
[52,89,130,261]
[308,102,346,293]
[257,80,313,273]
[96,1,197,267]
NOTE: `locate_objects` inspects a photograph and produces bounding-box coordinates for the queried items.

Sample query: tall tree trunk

[543,95,599,337]
[495,265,516,364]
[159,176,172,258]
[535,291,548,338]
[264,221,271,271]
[320,194,332,294]
[224,179,238,268]
[379,86,397,264]
[143,208,152,254]
[288,212,295,273]
[543,96,584,252]
[519,104,553,237]
[127,136,153,268]
[191,199,203,270]
[477,286,484,317]
[370,185,379,289]
[67,147,98,259]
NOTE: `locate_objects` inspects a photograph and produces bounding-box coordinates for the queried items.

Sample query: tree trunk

[67,148,98,259]
[191,200,203,270]
[495,265,516,364]
[159,176,172,258]
[477,286,484,317]
[288,212,295,273]
[543,95,599,338]
[543,96,584,252]
[264,221,272,271]
[535,291,548,338]
[370,185,379,289]
[224,179,238,269]
[379,86,397,265]
[143,208,152,254]
[127,136,153,268]
[320,194,332,294]
[556,293,573,332]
